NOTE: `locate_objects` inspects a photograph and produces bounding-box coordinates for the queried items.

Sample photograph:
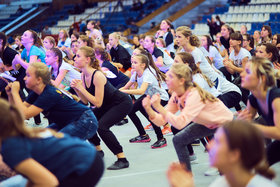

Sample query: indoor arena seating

[47,0,166,36]
[192,0,280,36]
[0,0,51,30]
[31,4,77,34]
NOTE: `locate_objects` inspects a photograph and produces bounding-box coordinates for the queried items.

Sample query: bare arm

[121,82,148,95]
[71,75,88,104]
[155,56,164,67]
[119,81,134,90]
[15,158,59,187]
[51,69,68,88]
[73,71,106,108]
[10,82,43,119]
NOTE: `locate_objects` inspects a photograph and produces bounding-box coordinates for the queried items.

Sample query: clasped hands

[142,94,161,110]
[70,79,83,90]
[5,81,20,95]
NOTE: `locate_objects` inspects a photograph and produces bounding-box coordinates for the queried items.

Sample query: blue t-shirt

[1,133,96,181]
[26,85,89,127]
[21,45,46,63]
[102,60,129,88]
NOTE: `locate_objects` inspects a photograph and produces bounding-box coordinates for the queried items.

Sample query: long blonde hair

[170,63,218,103]
[176,26,199,47]
[176,52,214,88]
[250,57,276,91]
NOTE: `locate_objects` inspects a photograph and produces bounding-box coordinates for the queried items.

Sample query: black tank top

[84,70,122,109]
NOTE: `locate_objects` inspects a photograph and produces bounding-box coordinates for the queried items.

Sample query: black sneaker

[107,160,129,170]
[151,138,167,149]
[129,134,151,143]
[115,118,129,126]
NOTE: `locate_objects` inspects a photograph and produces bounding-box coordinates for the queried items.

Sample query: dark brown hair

[230,32,243,47]
[0,32,7,58]
[262,25,272,39]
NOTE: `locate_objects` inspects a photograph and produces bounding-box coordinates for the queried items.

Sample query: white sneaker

[189,154,197,161]
[190,154,199,164]
[204,167,219,176]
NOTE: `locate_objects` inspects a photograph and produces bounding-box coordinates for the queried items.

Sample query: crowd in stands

[0,2,279,186]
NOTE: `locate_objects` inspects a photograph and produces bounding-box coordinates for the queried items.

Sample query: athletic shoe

[189,154,197,161]
[115,118,129,126]
[191,140,200,146]
[144,123,153,131]
[107,160,129,170]
[162,125,172,135]
[204,168,219,176]
[190,154,199,164]
[151,138,167,149]
[129,134,151,143]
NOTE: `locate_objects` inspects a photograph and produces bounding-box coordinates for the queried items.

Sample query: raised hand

[151,94,161,109]
[142,95,151,109]
[167,162,194,187]
[10,81,20,93]
[236,109,253,121]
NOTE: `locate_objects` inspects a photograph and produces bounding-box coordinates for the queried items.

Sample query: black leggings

[89,94,133,155]
[128,94,168,140]
[219,67,232,82]
[218,91,242,109]
[59,153,104,187]
[267,140,280,166]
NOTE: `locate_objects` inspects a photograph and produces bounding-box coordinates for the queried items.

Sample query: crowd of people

[0,5,279,186]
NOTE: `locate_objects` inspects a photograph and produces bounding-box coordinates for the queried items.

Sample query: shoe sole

[129,139,151,143]
[107,165,129,170]
[191,144,200,146]
[162,132,173,135]
[190,160,199,164]
[151,143,167,149]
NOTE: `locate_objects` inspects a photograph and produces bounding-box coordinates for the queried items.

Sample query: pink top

[150,88,234,130]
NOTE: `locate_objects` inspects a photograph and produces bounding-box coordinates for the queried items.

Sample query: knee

[97,126,110,135]
[172,135,181,145]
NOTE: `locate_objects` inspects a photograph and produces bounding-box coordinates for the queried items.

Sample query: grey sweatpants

[172,122,217,171]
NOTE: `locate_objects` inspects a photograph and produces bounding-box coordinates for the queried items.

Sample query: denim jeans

[172,123,216,171]
[0,175,27,187]
[49,110,98,140]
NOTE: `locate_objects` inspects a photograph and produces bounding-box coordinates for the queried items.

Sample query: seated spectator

[261,25,272,44]
[272,34,280,50]
[42,25,52,37]
[240,25,247,35]
[131,0,143,11]
[253,30,261,49]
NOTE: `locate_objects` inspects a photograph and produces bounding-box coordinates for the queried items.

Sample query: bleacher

[192,0,280,36]
[47,0,166,36]
[0,0,52,33]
